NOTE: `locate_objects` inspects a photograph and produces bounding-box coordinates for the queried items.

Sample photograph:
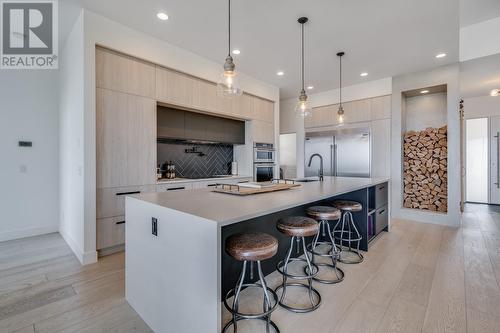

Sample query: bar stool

[305,206,345,284]
[331,200,364,264]
[275,216,321,313]
[223,232,280,333]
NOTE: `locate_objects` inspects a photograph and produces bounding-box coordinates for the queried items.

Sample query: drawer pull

[116,191,141,196]
[378,209,386,215]
[115,221,125,225]
[207,184,218,187]
[167,187,185,191]
[238,181,249,184]
[378,186,385,190]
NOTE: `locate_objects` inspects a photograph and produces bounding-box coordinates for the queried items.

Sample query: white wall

[280,77,392,178]
[404,92,447,131]
[391,64,461,227]
[465,118,489,203]
[0,70,59,241]
[59,10,91,264]
[460,16,500,61]
[57,10,281,264]
[279,133,297,178]
[463,95,500,119]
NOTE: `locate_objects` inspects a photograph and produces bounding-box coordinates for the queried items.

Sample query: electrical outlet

[152,217,158,236]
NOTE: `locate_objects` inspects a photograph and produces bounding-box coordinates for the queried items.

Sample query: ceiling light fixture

[232,49,240,55]
[156,12,169,20]
[337,51,345,124]
[307,86,314,90]
[435,53,447,58]
[216,0,242,97]
[277,71,284,76]
[420,90,429,94]
[360,72,368,77]
[295,17,311,118]
[491,89,500,97]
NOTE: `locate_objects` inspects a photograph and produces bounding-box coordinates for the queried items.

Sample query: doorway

[465,118,488,203]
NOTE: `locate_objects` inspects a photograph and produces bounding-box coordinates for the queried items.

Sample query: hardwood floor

[1,204,500,332]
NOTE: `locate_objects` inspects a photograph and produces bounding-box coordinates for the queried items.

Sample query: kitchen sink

[295,178,320,183]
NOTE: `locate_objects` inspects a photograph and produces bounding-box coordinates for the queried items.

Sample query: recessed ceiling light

[156,12,169,20]
[277,71,284,76]
[360,72,368,77]
[435,53,447,58]
[491,89,500,97]
[232,49,240,55]
[420,90,429,94]
[307,86,314,90]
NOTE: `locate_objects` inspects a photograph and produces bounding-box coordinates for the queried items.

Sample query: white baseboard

[59,229,98,265]
[0,226,58,242]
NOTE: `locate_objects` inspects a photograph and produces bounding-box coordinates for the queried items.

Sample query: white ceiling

[460,0,500,27]
[75,0,460,99]
[460,53,500,98]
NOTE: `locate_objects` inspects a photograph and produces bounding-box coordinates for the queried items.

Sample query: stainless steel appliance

[253,142,275,163]
[254,142,275,181]
[305,127,370,178]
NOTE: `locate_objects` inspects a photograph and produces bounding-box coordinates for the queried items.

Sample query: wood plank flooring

[1,204,500,332]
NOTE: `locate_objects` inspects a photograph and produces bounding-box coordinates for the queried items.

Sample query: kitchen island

[125,176,389,333]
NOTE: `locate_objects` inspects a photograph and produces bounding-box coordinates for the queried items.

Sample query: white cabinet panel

[156,183,193,192]
[371,118,391,178]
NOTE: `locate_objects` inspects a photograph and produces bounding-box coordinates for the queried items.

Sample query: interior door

[304,136,334,178]
[491,116,500,204]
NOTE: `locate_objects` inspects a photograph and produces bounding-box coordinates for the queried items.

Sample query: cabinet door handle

[116,191,141,196]
[167,187,185,191]
[378,209,386,215]
[115,221,125,225]
[378,186,385,190]
[207,184,218,187]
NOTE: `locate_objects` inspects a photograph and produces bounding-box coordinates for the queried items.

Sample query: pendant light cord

[228,0,231,56]
[301,22,305,92]
[339,54,342,107]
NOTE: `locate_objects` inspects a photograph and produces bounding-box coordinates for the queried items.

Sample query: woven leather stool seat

[306,206,341,220]
[226,232,278,262]
[331,200,362,212]
[277,216,319,237]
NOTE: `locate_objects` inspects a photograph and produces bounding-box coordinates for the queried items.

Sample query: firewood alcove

[401,85,448,213]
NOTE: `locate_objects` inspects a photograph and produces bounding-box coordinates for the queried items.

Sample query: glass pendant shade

[295,97,312,117]
[217,69,242,97]
[337,105,345,125]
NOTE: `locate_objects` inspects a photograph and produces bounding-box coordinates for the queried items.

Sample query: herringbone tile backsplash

[157,141,233,178]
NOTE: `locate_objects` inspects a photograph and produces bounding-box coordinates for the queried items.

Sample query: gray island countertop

[131,176,389,226]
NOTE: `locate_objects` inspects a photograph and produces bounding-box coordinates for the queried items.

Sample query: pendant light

[217,0,242,97]
[337,51,345,124]
[295,17,311,117]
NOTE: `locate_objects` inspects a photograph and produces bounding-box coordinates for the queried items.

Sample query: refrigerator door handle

[333,143,338,176]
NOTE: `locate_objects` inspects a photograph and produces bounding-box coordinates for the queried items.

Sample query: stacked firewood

[403,126,448,212]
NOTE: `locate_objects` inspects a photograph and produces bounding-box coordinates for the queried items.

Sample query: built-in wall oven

[253,142,275,182]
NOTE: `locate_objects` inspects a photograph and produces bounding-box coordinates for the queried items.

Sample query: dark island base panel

[221,187,373,298]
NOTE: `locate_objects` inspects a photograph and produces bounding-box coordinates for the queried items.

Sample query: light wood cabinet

[252,120,274,144]
[96,88,156,188]
[97,185,155,219]
[156,183,193,192]
[371,118,391,177]
[306,104,338,128]
[371,95,391,120]
[97,216,126,250]
[252,97,274,123]
[96,47,156,98]
[342,98,371,123]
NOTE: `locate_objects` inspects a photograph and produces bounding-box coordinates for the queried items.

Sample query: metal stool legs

[333,211,364,264]
[306,219,345,283]
[275,236,321,313]
[223,261,280,333]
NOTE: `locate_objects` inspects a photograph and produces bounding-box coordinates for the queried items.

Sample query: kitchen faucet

[308,153,324,181]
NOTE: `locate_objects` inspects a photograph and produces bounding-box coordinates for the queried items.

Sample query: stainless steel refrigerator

[305,127,371,178]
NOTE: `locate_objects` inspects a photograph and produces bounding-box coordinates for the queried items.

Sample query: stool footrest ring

[276,257,319,280]
[222,316,280,333]
[274,282,321,313]
[223,283,279,319]
[306,241,341,257]
[338,248,364,264]
[305,263,345,284]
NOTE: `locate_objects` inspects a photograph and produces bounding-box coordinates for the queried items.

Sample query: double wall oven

[253,142,275,182]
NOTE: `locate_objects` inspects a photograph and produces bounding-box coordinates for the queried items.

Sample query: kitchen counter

[134,176,388,226]
[125,176,389,333]
[156,174,252,185]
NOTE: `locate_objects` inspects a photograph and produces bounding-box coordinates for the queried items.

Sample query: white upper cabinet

[96,47,156,98]
[371,95,391,120]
